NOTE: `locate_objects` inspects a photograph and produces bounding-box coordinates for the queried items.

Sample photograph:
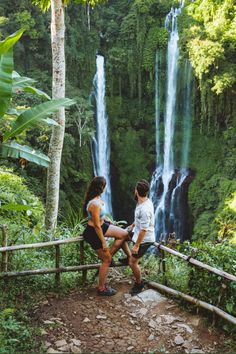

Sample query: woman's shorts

[83,222,110,250]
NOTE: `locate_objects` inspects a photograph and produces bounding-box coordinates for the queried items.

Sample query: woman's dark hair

[83,176,106,217]
[136,179,150,197]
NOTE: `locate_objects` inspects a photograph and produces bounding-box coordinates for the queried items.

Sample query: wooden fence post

[160,241,167,285]
[1,225,8,272]
[80,240,87,285]
[212,279,227,326]
[55,244,60,288]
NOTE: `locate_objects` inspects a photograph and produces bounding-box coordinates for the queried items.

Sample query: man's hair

[136,179,150,197]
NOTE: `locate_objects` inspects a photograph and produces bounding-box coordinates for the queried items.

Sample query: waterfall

[151,1,193,242]
[92,55,112,214]
[181,60,193,169]
[155,51,161,166]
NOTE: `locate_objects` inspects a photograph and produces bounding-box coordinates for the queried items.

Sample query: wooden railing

[149,242,236,326]
[0,225,104,282]
[1,224,236,325]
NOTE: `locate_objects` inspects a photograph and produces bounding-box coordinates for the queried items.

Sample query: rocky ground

[32,270,234,354]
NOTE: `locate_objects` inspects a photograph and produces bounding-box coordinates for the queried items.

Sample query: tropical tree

[0,30,75,193]
[32,0,106,230]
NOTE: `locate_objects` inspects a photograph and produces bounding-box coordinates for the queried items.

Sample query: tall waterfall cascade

[92,55,112,214]
[150,1,193,242]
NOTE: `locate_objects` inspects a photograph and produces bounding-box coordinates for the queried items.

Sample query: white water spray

[92,55,112,214]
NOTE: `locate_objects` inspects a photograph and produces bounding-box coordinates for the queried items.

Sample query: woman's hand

[102,240,109,251]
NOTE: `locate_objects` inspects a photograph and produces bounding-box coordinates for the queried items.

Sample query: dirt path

[33,276,233,353]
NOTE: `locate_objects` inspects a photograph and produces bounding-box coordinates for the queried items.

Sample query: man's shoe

[118,256,129,266]
[130,281,145,296]
[97,286,117,296]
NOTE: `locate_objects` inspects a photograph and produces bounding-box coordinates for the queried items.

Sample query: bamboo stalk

[160,247,167,285]
[148,281,236,326]
[1,225,8,272]
[55,244,60,288]
[0,263,124,279]
[80,240,87,284]
[0,236,83,253]
[213,280,228,326]
[154,242,236,282]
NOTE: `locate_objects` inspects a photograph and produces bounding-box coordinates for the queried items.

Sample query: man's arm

[131,229,146,254]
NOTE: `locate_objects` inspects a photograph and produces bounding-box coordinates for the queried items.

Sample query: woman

[83,176,131,296]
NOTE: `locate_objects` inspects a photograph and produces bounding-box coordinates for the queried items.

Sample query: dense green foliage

[0,169,44,240]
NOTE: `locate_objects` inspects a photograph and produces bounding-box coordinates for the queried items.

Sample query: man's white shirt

[133,198,155,244]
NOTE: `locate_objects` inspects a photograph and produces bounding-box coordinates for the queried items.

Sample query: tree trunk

[45,0,65,230]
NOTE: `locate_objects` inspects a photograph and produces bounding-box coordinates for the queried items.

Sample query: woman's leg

[96,248,112,290]
[105,225,131,257]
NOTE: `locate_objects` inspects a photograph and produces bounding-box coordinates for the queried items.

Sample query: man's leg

[129,255,141,284]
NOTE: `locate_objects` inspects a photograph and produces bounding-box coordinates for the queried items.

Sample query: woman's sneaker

[97,286,117,296]
[130,281,145,296]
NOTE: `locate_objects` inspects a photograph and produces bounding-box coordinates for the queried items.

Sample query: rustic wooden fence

[1,224,236,326]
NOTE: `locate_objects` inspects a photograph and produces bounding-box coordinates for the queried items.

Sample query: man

[128,179,155,296]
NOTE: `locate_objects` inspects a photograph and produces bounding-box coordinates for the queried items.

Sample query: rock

[138,308,148,317]
[174,335,185,346]
[129,312,138,318]
[136,326,141,331]
[83,317,90,323]
[50,317,61,321]
[58,345,70,352]
[177,323,193,334]
[148,319,157,329]
[55,339,67,348]
[190,349,204,353]
[71,339,82,347]
[70,345,82,353]
[148,334,155,341]
[47,349,58,354]
[136,289,166,303]
[190,318,201,327]
[160,315,177,324]
[44,342,52,348]
[41,329,48,335]
[96,315,107,320]
[183,341,193,350]
[43,320,54,325]
[166,304,177,309]
[127,346,134,351]
[155,317,162,324]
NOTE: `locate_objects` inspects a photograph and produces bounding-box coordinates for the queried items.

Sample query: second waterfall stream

[150,1,193,242]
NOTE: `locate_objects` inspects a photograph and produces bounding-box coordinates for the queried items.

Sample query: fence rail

[154,242,236,282]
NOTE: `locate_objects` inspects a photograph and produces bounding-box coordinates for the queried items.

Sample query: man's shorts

[83,222,110,250]
[132,242,153,259]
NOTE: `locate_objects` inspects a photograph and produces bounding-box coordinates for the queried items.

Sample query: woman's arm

[89,203,108,250]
